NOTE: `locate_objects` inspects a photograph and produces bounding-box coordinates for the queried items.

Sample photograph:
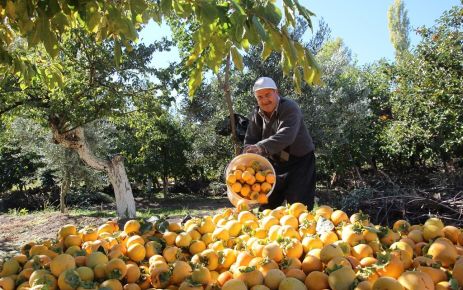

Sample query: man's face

[254,88,279,114]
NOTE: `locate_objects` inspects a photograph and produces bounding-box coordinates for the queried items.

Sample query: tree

[116,109,192,198]
[360,59,395,170]
[282,38,374,185]
[0,146,44,193]
[0,31,166,217]
[180,81,237,182]
[387,0,411,59]
[383,5,463,169]
[4,118,113,212]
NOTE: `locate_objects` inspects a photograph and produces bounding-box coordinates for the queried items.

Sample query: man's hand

[243,145,264,155]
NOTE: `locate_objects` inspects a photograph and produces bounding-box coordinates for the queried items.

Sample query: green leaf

[244,20,259,45]
[234,19,245,43]
[180,3,193,18]
[241,38,250,51]
[114,40,122,67]
[46,64,63,89]
[267,26,282,51]
[172,1,187,17]
[294,42,305,59]
[161,0,172,14]
[95,17,108,42]
[155,219,169,233]
[293,0,315,30]
[13,58,25,77]
[281,31,297,66]
[230,0,245,15]
[283,4,296,27]
[85,1,100,17]
[303,62,316,84]
[282,0,295,8]
[17,18,34,34]
[133,13,143,23]
[205,42,224,74]
[230,46,243,70]
[51,12,69,34]
[188,64,203,97]
[45,0,60,17]
[5,0,16,19]
[151,9,162,24]
[198,29,211,55]
[296,42,321,85]
[27,20,41,47]
[261,42,273,60]
[198,1,218,25]
[281,51,291,75]
[41,17,59,57]
[139,221,153,234]
[86,11,101,33]
[252,16,268,41]
[186,35,205,66]
[123,18,138,41]
[130,0,147,15]
[304,50,321,85]
[293,68,302,93]
[262,3,282,26]
[19,82,28,90]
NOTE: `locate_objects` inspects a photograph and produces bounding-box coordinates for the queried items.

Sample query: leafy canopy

[0,0,321,95]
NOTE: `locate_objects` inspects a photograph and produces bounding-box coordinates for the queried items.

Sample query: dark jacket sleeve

[244,109,262,147]
[257,101,301,155]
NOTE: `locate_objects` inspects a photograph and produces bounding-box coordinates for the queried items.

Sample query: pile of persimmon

[226,160,275,204]
[2,202,463,290]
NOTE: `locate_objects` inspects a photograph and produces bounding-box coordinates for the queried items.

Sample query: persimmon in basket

[226,160,275,204]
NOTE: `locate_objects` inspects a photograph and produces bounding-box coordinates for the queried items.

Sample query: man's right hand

[243,145,264,155]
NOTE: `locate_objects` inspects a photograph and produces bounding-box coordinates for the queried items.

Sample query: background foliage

[1,3,462,222]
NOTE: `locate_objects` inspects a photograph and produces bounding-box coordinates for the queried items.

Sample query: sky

[139,0,461,68]
[307,0,461,65]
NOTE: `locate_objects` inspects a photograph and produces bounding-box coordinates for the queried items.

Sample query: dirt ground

[0,195,231,261]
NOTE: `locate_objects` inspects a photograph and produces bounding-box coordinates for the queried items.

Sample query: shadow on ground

[0,194,232,261]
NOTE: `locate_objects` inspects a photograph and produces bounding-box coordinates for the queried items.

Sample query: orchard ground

[0,194,230,261]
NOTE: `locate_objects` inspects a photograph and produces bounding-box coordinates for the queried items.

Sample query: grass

[67,207,202,219]
[5,202,224,220]
[4,192,229,220]
[7,208,30,216]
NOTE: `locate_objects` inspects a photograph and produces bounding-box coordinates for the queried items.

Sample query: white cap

[253,77,277,92]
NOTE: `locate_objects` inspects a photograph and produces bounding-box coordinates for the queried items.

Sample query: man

[243,76,316,209]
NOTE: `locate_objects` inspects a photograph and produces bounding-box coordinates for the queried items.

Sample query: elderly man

[243,76,316,209]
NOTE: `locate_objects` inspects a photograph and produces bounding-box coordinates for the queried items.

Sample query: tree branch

[49,118,108,171]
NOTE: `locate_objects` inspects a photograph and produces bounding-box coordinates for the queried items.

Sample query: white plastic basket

[225,153,276,207]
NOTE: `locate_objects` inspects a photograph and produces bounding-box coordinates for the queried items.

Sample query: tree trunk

[163,175,168,199]
[107,155,136,218]
[146,177,153,193]
[50,122,136,218]
[330,172,337,188]
[221,54,240,156]
[60,164,71,213]
[60,178,70,213]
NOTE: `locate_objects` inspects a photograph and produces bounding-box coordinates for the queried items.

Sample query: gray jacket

[244,97,314,159]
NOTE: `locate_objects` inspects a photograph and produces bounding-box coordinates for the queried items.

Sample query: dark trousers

[260,151,316,210]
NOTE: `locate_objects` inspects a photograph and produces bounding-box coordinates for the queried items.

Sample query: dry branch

[343,173,463,227]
